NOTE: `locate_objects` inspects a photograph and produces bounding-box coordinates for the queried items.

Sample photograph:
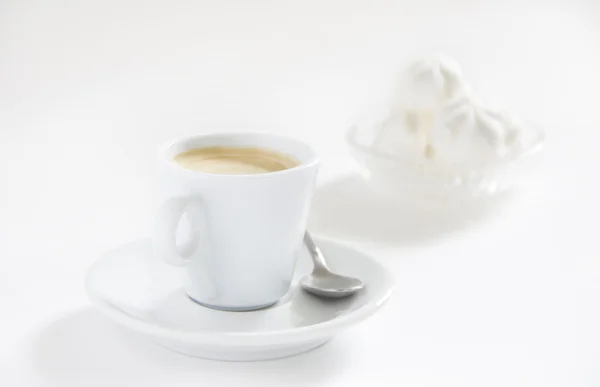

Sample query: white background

[1,0,599,385]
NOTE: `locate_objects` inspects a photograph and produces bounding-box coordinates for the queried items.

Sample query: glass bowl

[345,117,545,203]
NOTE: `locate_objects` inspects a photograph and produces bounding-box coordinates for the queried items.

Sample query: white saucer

[85,236,394,361]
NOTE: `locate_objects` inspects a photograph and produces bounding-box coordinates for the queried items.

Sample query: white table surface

[1,0,599,385]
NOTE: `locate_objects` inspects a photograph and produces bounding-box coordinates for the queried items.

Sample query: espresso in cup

[174,146,300,174]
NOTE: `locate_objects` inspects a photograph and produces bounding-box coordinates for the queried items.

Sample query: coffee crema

[173,146,300,175]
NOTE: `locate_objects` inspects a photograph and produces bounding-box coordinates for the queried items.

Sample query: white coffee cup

[153,132,319,311]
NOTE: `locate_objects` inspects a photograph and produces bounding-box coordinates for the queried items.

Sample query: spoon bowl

[300,272,364,298]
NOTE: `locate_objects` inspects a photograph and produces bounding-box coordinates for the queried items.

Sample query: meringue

[373,54,527,165]
[395,53,468,109]
[443,97,520,154]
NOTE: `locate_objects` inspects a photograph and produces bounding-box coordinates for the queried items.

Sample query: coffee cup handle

[152,196,206,266]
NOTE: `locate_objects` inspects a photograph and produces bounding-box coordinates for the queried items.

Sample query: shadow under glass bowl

[345,121,545,203]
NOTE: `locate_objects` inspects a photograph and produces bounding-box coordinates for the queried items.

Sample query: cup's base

[187,294,278,312]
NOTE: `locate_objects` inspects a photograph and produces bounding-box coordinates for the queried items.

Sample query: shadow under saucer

[31,308,355,387]
[308,174,512,246]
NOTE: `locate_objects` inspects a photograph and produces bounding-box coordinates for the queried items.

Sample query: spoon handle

[304,232,331,274]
